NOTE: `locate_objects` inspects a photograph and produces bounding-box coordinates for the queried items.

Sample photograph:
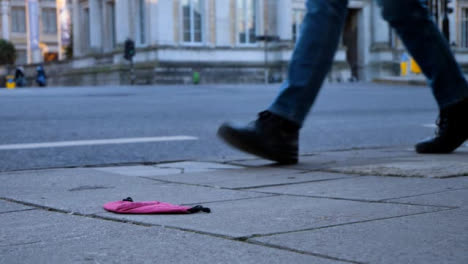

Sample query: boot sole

[217,125,298,165]
[415,137,467,154]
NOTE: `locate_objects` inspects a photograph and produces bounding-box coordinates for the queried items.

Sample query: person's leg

[377,0,468,153]
[218,0,349,164]
[268,0,349,126]
[378,0,468,108]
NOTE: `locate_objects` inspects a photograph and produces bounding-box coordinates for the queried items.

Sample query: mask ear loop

[187,205,211,213]
[122,197,134,202]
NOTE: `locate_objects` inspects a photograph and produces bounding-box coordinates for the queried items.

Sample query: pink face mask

[103,197,211,214]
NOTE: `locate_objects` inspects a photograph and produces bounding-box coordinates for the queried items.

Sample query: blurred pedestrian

[218,0,468,164]
[15,66,26,87]
[36,65,47,87]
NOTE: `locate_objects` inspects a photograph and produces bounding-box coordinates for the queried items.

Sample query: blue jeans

[268,0,468,126]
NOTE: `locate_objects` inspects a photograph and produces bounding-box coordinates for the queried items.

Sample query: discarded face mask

[103,197,211,214]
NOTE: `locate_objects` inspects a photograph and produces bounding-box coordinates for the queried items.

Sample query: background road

[0,82,441,172]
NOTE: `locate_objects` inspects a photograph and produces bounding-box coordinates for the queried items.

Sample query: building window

[292,9,304,43]
[11,7,27,33]
[42,8,57,34]
[181,0,203,43]
[138,0,146,44]
[237,0,256,44]
[461,8,468,48]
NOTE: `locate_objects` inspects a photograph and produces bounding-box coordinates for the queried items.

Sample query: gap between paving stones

[180,195,281,206]
[1,193,454,248]
[138,172,460,209]
[232,175,362,191]
[0,241,43,248]
[0,208,37,215]
[138,176,236,190]
[242,207,456,240]
[244,239,364,264]
[0,159,198,174]
[322,168,468,179]
[382,186,468,203]
[0,197,359,263]
[138,172,362,192]
[242,190,457,209]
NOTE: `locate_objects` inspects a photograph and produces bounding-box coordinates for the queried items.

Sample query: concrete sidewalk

[373,76,426,86]
[1,146,467,264]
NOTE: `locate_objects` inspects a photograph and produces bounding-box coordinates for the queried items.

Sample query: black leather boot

[416,99,468,154]
[217,111,299,164]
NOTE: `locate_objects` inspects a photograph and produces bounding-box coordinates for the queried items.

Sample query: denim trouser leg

[377,0,468,110]
[268,0,349,126]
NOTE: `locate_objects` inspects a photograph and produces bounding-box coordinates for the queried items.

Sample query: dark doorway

[343,8,360,81]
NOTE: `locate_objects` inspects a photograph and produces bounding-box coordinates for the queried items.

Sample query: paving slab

[93,162,244,177]
[225,149,406,170]
[388,188,468,207]
[329,160,468,178]
[0,168,138,196]
[251,176,468,201]
[97,195,441,238]
[145,168,355,189]
[0,210,342,264]
[154,161,244,173]
[0,200,32,213]
[289,148,417,171]
[253,208,468,264]
[0,168,269,215]
[255,148,468,176]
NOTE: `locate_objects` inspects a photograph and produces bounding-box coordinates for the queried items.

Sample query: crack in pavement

[382,187,468,202]
[0,208,37,215]
[0,241,43,248]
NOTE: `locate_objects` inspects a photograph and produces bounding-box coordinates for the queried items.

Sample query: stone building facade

[62,0,436,85]
[0,0,59,64]
[4,0,468,85]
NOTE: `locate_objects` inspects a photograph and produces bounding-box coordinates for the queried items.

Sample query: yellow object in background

[410,58,422,74]
[400,62,408,76]
[6,75,16,89]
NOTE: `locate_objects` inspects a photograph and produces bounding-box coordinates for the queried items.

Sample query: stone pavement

[1,146,467,264]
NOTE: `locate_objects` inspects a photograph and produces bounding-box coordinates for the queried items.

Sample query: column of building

[71,0,82,56]
[114,0,130,46]
[371,2,390,48]
[277,0,292,41]
[148,0,174,46]
[1,0,10,40]
[26,0,42,64]
[88,0,102,52]
[448,0,457,45]
[215,0,231,46]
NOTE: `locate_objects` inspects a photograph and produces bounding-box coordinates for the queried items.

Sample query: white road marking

[423,124,437,128]
[0,136,198,150]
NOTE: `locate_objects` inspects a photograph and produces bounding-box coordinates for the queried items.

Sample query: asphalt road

[0,82,440,172]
